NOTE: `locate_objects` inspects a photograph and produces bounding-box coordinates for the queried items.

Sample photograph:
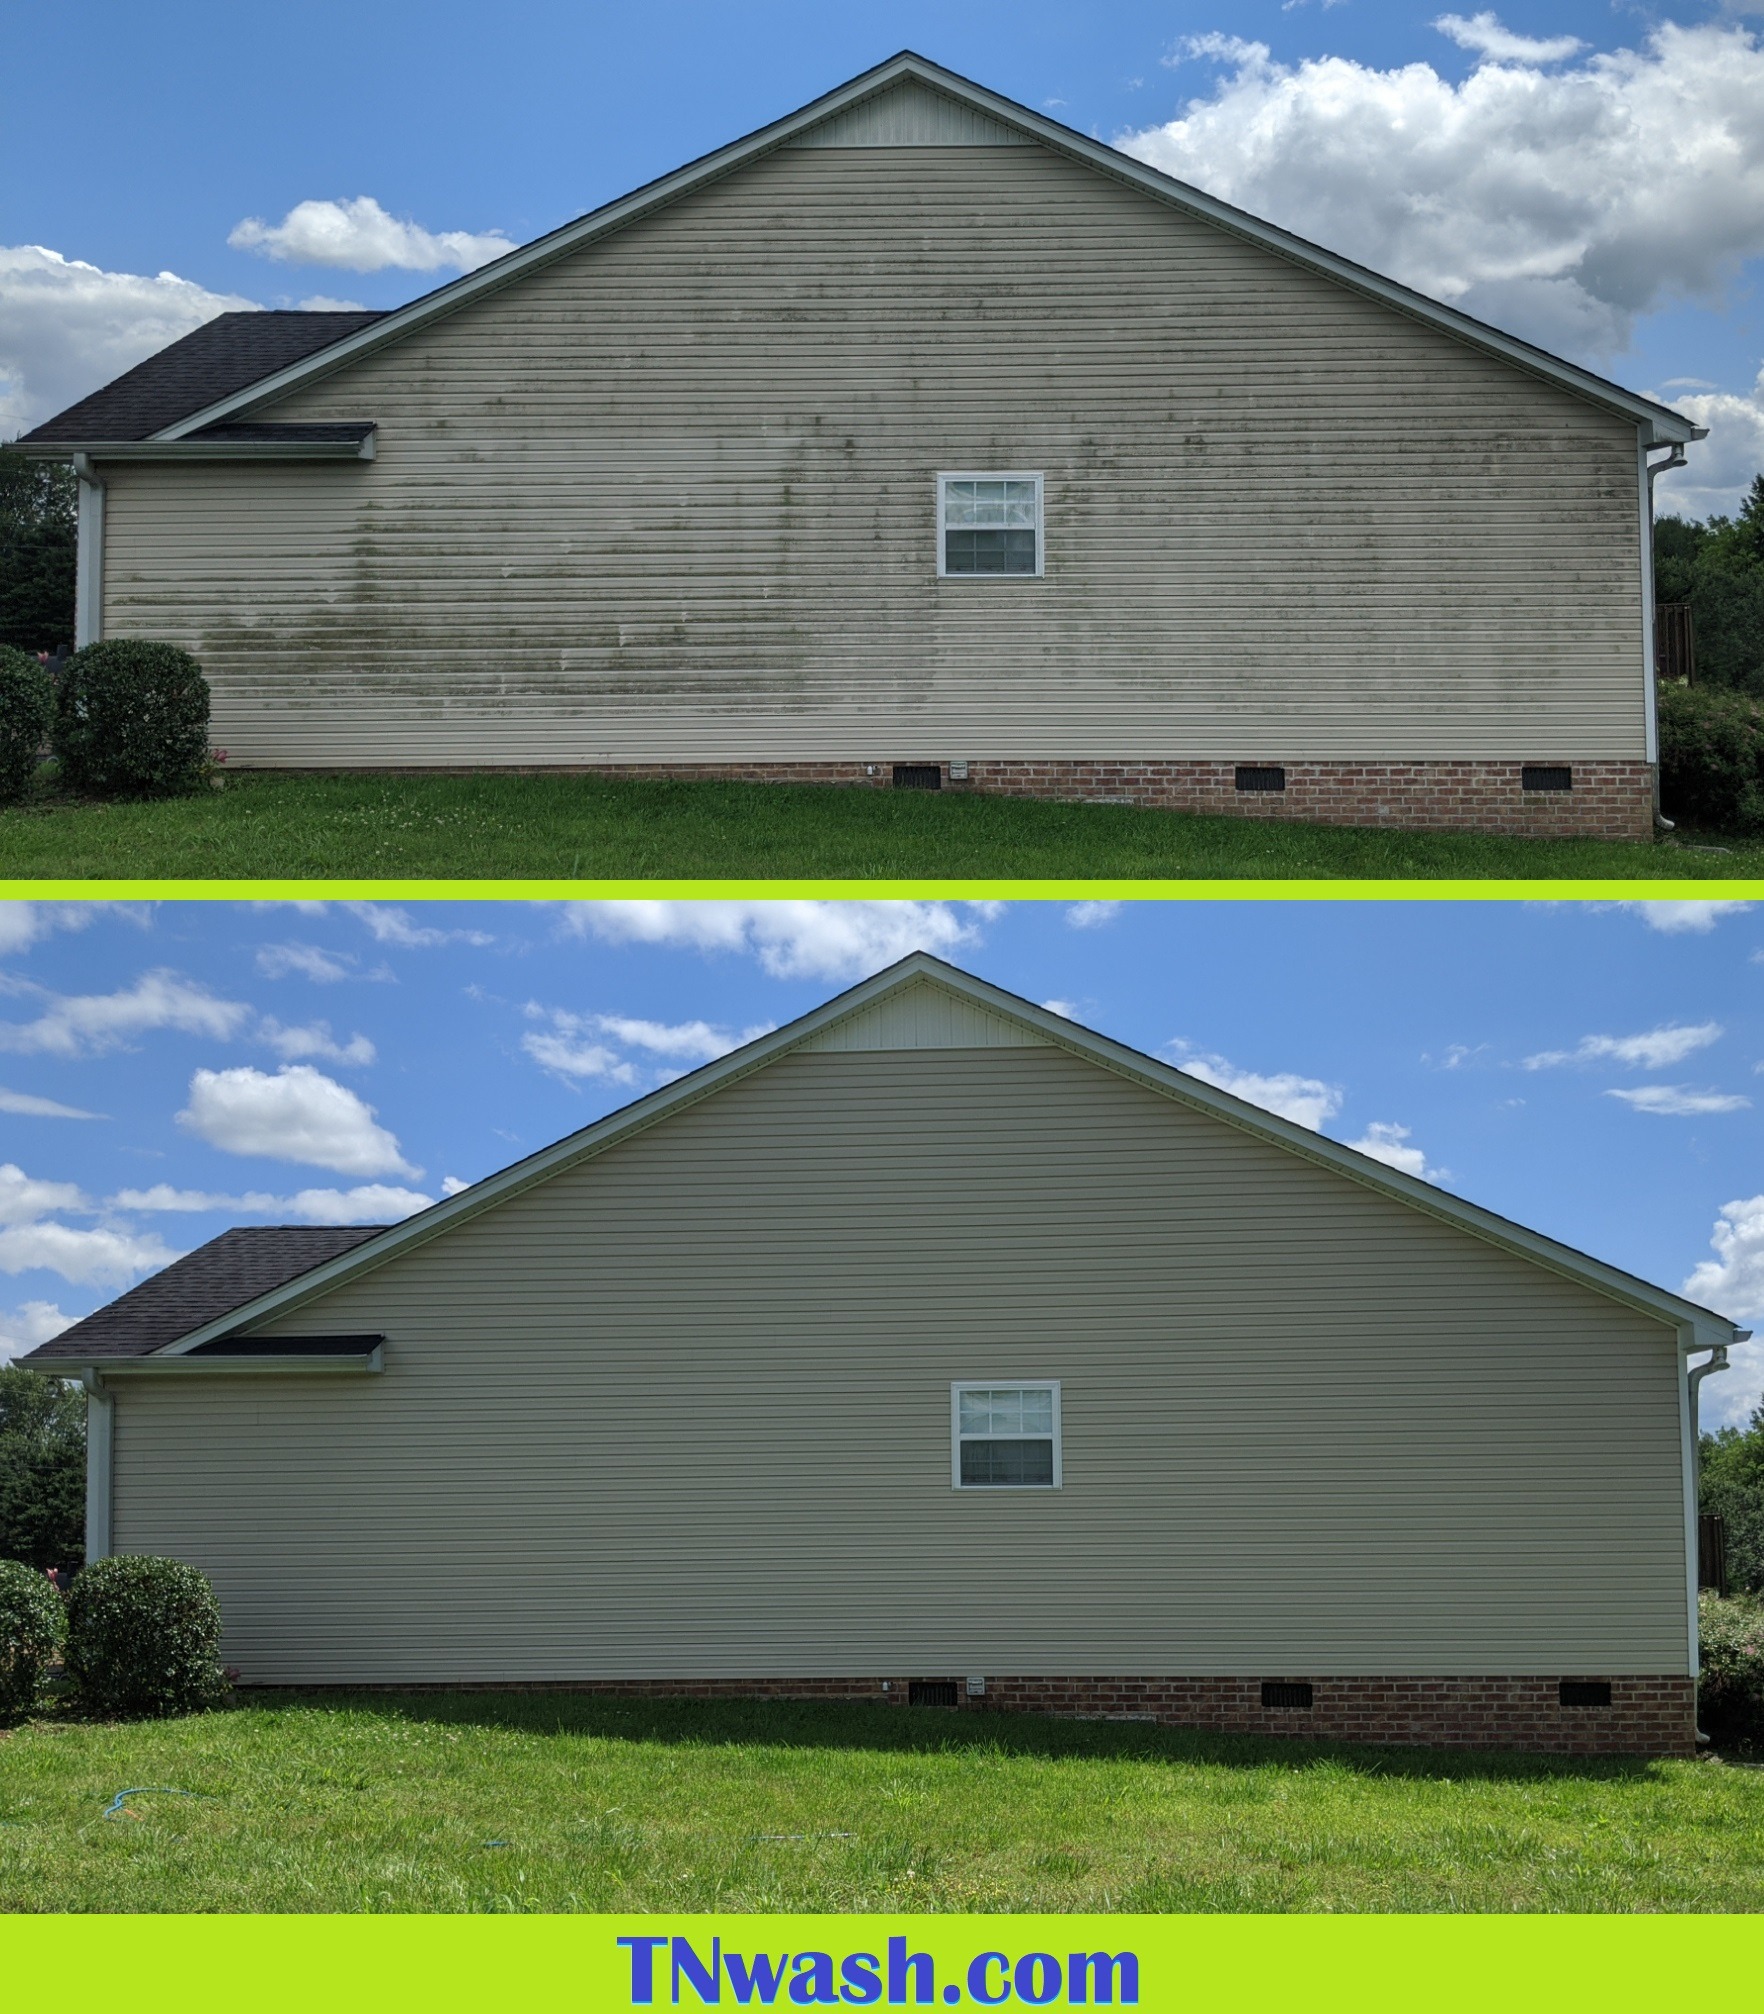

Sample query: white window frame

[950,1380,1063,1490]
[935,471,1045,580]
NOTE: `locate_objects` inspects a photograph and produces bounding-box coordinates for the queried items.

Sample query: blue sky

[1,896,1760,1428]
[4,2,1763,514]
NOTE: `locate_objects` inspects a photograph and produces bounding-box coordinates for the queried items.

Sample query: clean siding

[99,139,1647,765]
[108,1046,1688,1683]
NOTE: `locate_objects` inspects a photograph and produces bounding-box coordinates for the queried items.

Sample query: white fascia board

[80,1348,384,1378]
[148,53,1699,448]
[146,951,1741,1360]
[18,438,374,462]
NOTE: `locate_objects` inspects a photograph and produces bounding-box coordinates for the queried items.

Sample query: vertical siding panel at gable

[107,1048,1687,1685]
[99,143,1647,766]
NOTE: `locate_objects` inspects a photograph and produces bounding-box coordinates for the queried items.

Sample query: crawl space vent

[908,1681,959,1708]
[1260,1681,1314,1710]
[1558,1680,1612,1708]
[1522,765,1573,793]
[892,764,942,790]
[1235,765,1286,793]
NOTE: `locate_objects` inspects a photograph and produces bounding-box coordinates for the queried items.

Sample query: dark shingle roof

[18,310,386,445]
[21,1226,389,1362]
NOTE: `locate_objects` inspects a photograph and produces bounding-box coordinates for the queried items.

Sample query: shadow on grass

[230,1687,1670,1788]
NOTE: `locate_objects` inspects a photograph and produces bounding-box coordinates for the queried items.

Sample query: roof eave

[13,434,376,462]
[144,51,1699,446]
[136,952,1742,1360]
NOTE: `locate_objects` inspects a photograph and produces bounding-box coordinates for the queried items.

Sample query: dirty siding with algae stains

[96,132,1649,767]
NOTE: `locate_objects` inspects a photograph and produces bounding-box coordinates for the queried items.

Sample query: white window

[951,1382,1062,1489]
[937,472,1043,578]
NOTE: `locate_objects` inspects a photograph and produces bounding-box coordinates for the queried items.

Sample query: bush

[0,1557,64,1719]
[52,638,210,798]
[64,1555,227,1717]
[1656,680,1764,834]
[0,645,53,803]
[1699,1591,1764,1740]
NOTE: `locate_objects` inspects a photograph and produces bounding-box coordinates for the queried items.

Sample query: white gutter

[17,436,374,464]
[81,1369,113,1564]
[91,1348,384,1378]
[71,452,105,649]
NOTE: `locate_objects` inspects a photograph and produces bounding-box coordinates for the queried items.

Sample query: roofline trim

[145,951,1740,1358]
[78,1347,384,1378]
[12,434,376,462]
[148,52,1698,447]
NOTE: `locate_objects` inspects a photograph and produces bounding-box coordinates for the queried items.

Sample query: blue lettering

[840,1954,883,2006]
[620,1936,670,2006]
[789,1953,838,2006]
[1068,1954,1138,2007]
[726,1952,791,2005]
[1013,1956,1060,2007]
[967,1954,1010,2006]
[673,1937,722,2005]
[887,1938,935,2006]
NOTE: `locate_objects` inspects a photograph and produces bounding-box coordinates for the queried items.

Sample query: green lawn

[1,1694,1760,1913]
[1,771,1760,881]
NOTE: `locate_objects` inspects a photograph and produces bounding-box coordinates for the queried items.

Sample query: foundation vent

[1558,1680,1612,1708]
[1260,1681,1314,1709]
[893,764,942,790]
[1523,765,1573,793]
[908,1680,959,1708]
[1235,765,1286,793]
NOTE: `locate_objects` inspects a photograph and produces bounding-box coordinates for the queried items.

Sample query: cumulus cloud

[0,1299,73,1368]
[1524,1022,1723,1070]
[0,1086,101,1119]
[228,197,515,274]
[256,942,356,983]
[0,1163,87,1225]
[0,970,250,1058]
[1602,901,1755,935]
[1066,902,1122,929]
[176,1064,419,1177]
[257,1018,376,1066]
[589,1013,774,1062]
[0,902,105,957]
[1653,365,1764,522]
[1433,13,1584,65]
[1041,999,1078,1019]
[0,243,256,438]
[1683,1195,1764,1428]
[562,900,986,981]
[110,1181,430,1223]
[1345,1121,1446,1181]
[1170,1044,1343,1131]
[0,1222,180,1287]
[520,1014,639,1088]
[1123,20,1764,506]
[344,902,495,949]
[1605,1084,1751,1115]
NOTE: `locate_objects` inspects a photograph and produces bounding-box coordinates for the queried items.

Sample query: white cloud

[256,1017,376,1066]
[586,1013,774,1062]
[111,1181,431,1223]
[0,1300,73,1368]
[1433,13,1584,65]
[0,243,257,438]
[1125,22,1764,459]
[520,1017,639,1088]
[1653,365,1764,522]
[0,1086,101,1119]
[1524,1021,1723,1070]
[562,900,985,981]
[0,970,250,1058]
[1065,901,1122,929]
[176,1064,419,1177]
[256,942,355,983]
[0,1222,180,1287]
[1683,1196,1764,1428]
[228,197,514,274]
[296,294,366,312]
[1345,1121,1445,1181]
[0,903,104,957]
[1604,901,1755,935]
[1041,999,1078,1019]
[441,1176,471,1197]
[344,902,494,949]
[0,1162,87,1225]
[1605,1084,1751,1115]
[1171,1045,1343,1131]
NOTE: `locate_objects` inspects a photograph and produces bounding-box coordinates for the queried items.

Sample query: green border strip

[7,878,1764,900]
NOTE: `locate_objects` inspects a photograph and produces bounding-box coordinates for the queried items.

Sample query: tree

[0,1368,84,1572]
[1655,480,1764,698]
[0,448,77,656]
[1701,1405,1764,1598]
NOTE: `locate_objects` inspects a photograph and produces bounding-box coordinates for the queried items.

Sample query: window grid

[936,471,1045,579]
[951,1380,1063,1489]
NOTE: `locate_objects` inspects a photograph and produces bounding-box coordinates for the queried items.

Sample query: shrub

[0,1556,63,1720]
[52,638,210,798]
[0,645,53,803]
[64,1554,227,1718]
[1698,1590,1764,1739]
[1656,680,1764,834]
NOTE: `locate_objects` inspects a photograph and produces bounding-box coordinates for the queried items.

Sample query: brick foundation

[558,758,1657,841]
[258,1672,1696,1756]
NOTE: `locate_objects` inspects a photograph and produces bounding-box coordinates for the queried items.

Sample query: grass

[1,770,1761,881]
[1,1693,1761,1913]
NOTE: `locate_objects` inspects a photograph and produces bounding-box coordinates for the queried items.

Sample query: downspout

[71,452,106,648]
[81,1369,113,1564]
[1639,433,1699,833]
[1684,1336,1739,1742]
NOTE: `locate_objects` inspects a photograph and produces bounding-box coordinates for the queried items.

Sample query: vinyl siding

[99,138,1647,766]
[107,1045,1689,1683]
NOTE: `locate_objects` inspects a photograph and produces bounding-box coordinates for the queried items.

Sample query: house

[14,54,1700,841]
[22,953,1740,1755]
